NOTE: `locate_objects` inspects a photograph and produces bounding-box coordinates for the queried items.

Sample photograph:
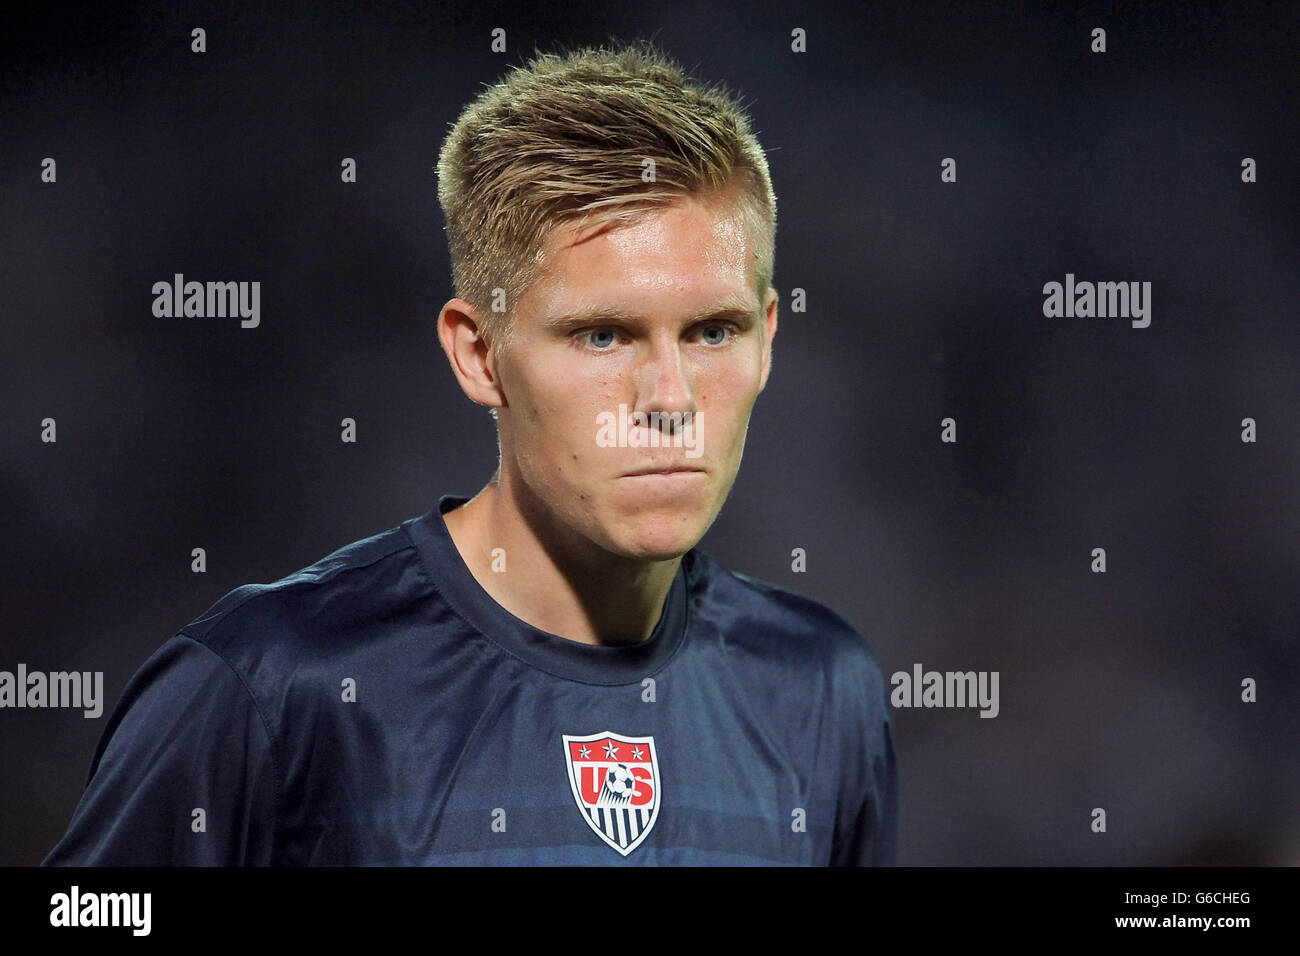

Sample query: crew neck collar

[403,494,691,684]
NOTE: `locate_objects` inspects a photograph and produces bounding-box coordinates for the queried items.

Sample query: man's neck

[441,477,682,646]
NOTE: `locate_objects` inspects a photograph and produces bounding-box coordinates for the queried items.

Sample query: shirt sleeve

[41,633,277,866]
[828,637,900,866]
[829,711,899,866]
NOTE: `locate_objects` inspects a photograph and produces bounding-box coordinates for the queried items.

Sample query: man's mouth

[620,466,706,477]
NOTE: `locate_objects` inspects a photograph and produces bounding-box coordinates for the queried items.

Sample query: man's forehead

[523,259,762,326]
[525,193,763,314]
[546,185,753,253]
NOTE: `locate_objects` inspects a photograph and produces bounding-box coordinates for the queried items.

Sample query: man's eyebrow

[541,302,760,331]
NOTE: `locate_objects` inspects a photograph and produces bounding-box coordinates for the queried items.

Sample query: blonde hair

[436,39,777,355]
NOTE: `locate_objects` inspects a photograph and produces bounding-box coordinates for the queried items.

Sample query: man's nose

[635,335,695,415]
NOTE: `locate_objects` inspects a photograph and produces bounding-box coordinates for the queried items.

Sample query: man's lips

[620,466,706,477]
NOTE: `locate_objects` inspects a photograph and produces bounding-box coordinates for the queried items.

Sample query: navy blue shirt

[43,495,898,865]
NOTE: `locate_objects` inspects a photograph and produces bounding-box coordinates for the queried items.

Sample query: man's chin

[604,513,708,562]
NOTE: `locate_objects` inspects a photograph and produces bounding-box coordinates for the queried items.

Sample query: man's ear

[758,286,778,393]
[437,298,505,409]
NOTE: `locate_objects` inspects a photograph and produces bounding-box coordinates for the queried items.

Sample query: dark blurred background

[2,0,1297,865]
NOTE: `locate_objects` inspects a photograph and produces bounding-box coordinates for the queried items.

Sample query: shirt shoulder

[688,549,887,690]
[179,520,432,664]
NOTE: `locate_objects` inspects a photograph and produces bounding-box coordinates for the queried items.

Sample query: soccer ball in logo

[601,764,636,804]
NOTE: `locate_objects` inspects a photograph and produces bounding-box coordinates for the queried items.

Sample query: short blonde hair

[436,39,777,354]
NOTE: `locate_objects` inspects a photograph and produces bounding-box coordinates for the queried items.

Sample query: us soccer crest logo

[562,731,660,856]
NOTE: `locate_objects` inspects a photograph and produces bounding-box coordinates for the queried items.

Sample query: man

[44,40,897,865]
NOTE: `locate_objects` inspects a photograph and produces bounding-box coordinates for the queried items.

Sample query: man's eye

[577,323,737,351]
[700,324,733,346]
[581,328,619,350]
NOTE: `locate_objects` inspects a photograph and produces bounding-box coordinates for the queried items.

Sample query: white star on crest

[631,746,644,760]
[577,745,590,759]
[603,741,619,759]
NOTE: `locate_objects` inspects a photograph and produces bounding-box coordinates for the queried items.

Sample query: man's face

[493,186,777,562]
